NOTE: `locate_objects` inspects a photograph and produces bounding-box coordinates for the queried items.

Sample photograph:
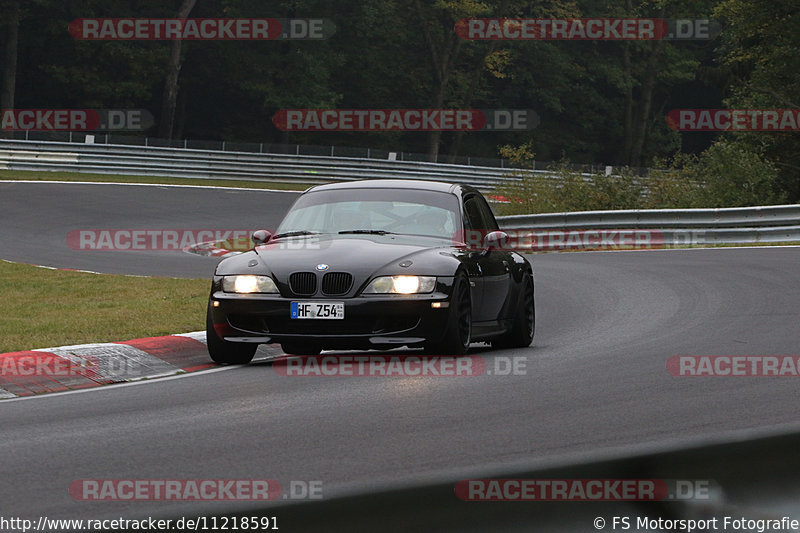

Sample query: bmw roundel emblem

[316,264,329,271]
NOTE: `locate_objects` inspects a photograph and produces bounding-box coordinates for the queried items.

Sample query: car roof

[305,179,474,195]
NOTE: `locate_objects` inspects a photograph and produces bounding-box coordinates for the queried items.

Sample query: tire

[493,274,535,349]
[426,272,472,355]
[206,305,257,364]
[280,343,322,356]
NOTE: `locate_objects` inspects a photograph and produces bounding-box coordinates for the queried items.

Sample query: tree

[1,0,20,138]
[158,0,197,139]
[412,0,469,161]
[713,0,800,200]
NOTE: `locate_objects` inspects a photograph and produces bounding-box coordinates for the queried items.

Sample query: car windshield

[277,188,460,239]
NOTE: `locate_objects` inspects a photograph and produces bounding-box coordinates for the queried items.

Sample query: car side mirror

[483,231,508,253]
[252,230,273,245]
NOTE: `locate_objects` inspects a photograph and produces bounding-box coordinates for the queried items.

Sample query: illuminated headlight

[222,275,278,294]
[363,276,436,294]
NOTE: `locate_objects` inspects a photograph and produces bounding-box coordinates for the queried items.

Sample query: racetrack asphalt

[0,181,298,277]
[1,181,800,527]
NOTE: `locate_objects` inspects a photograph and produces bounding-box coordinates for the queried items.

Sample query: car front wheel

[493,274,535,349]
[206,305,257,364]
[426,273,471,355]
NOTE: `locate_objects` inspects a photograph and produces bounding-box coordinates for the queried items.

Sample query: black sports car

[206,179,535,363]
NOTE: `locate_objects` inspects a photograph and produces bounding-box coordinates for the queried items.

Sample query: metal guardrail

[496,205,800,247]
[500,205,800,229]
[0,139,548,189]
[7,130,639,172]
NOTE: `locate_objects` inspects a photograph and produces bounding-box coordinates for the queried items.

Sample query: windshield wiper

[273,230,320,239]
[338,229,396,235]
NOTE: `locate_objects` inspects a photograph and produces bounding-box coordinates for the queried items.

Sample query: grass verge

[0,168,312,191]
[0,260,210,354]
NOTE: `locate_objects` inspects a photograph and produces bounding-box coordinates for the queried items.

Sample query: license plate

[290,301,344,319]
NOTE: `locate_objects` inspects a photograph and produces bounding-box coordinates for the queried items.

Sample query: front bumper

[208,278,454,350]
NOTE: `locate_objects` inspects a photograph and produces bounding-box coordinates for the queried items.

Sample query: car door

[460,194,487,321]
[465,194,513,324]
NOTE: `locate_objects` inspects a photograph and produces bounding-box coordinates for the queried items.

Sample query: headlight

[222,275,278,294]
[363,275,436,294]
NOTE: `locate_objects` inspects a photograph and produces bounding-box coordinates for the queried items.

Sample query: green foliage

[712,0,800,201]
[494,144,647,214]
[643,155,706,209]
[648,142,784,208]
[494,139,785,214]
[691,141,784,207]
[493,164,645,215]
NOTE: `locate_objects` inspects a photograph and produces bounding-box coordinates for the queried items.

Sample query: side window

[475,195,499,231]
[463,194,498,232]
[463,196,486,231]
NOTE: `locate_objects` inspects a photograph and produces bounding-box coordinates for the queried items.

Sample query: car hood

[254,234,451,275]
[215,234,463,295]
